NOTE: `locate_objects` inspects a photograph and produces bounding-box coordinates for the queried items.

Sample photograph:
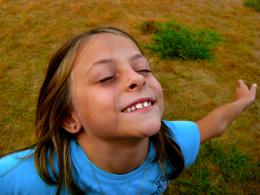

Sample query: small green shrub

[244,0,260,12]
[147,21,221,60]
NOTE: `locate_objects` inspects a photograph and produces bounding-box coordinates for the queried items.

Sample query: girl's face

[71,33,164,141]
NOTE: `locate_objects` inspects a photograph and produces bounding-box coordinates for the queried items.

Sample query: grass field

[0,0,259,194]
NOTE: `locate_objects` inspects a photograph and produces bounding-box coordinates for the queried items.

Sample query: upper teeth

[125,101,152,113]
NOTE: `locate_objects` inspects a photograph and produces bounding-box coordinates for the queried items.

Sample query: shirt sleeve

[0,150,57,194]
[163,120,200,168]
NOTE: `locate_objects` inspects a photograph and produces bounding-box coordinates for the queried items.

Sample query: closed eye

[137,69,151,76]
[98,76,116,83]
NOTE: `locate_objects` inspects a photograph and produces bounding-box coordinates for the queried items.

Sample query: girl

[0,27,257,195]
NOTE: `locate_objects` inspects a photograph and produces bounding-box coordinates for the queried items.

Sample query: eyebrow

[85,53,146,78]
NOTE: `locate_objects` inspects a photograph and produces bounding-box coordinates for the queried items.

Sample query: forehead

[77,33,141,64]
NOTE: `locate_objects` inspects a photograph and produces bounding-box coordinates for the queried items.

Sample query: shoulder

[0,149,56,194]
[163,120,200,138]
[162,120,200,168]
[0,149,34,175]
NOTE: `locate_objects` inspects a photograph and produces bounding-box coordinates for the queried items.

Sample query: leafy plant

[147,21,221,60]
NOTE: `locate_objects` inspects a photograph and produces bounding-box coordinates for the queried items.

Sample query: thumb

[250,83,257,99]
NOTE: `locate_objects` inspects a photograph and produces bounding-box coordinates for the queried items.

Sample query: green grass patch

[203,141,251,181]
[169,140,258,194]
[244,0,260,12]
[147,21,221,60]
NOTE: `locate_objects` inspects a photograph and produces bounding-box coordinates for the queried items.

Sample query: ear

[62,112,82,134]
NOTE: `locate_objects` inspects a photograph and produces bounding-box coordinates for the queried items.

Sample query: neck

[77,133,149,174]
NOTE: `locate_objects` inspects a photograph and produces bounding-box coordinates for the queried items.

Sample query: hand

[197,79,257,143]
[235,79,257,106]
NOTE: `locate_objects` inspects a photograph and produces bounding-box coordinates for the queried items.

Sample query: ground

[0,0,259,194]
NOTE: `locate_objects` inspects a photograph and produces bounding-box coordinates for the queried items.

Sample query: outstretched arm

[196,80,257,144]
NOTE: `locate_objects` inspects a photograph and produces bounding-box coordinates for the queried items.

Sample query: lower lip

[123,104,154,114]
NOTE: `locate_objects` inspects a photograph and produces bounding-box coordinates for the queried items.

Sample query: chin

[140,120,162,137]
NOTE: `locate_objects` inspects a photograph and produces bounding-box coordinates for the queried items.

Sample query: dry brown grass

[0,0,259,193]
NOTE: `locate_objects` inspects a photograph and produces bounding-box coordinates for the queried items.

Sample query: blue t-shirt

[0,121,200,194]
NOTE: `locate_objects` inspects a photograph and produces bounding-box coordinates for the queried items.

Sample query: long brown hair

[31,27,184,194]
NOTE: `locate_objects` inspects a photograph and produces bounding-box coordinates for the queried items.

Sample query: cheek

[155,81,163,97]
[151,77,164,107]
[74,87,117,126]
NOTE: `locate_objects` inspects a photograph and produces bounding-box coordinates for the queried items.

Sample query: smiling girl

[0,27,257,195]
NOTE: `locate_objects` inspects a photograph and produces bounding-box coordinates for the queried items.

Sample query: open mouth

[122,98,155,113]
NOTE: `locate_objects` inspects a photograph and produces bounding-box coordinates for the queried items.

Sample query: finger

[250,83,257,92]
[237,79,243,87]
[237,79,248,90]
[250,83,257,99]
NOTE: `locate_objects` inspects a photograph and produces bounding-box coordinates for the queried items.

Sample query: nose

[125,70,145,91]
